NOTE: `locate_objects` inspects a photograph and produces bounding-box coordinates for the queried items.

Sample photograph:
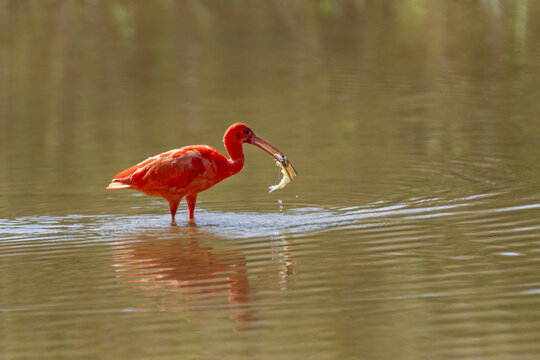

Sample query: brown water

[2,1,540,359]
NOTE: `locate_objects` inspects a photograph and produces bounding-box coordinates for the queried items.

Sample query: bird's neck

[224,137,245,176]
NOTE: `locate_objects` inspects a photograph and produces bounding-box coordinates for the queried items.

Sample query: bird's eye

[244,129,251,135]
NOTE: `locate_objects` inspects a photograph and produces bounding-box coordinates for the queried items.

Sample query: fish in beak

[246,135,297,191]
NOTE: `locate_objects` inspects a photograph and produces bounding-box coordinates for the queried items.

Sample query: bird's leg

[168,199,180,226]
[186,194,197,225]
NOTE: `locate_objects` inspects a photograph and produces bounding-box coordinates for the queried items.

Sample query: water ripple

[1,192,539,244]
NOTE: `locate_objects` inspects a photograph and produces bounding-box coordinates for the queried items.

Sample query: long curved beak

[247,135,298,177]
[247,136,283,161]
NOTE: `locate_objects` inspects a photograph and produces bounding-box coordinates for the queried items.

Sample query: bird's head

[225,123,285,162]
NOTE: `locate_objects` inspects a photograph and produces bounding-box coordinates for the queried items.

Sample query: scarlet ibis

[107,123,289,225]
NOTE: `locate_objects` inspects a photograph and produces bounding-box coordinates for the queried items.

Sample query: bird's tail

[106,181,132,190]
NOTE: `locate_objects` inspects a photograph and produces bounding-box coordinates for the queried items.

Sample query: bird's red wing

[111,150,176,184]
[111,147,225,196]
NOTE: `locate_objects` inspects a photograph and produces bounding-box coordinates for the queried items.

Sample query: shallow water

[2,1,540,359]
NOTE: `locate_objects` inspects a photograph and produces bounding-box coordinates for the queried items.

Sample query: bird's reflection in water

[113,226,254,326]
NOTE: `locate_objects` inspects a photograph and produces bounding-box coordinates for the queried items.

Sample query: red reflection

[113,228,252,324]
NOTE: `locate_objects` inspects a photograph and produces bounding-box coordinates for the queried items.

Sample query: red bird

[107,123,287,225]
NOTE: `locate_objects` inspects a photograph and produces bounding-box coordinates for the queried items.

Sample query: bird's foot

[170,220,177,226]
[188,218,196,226]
